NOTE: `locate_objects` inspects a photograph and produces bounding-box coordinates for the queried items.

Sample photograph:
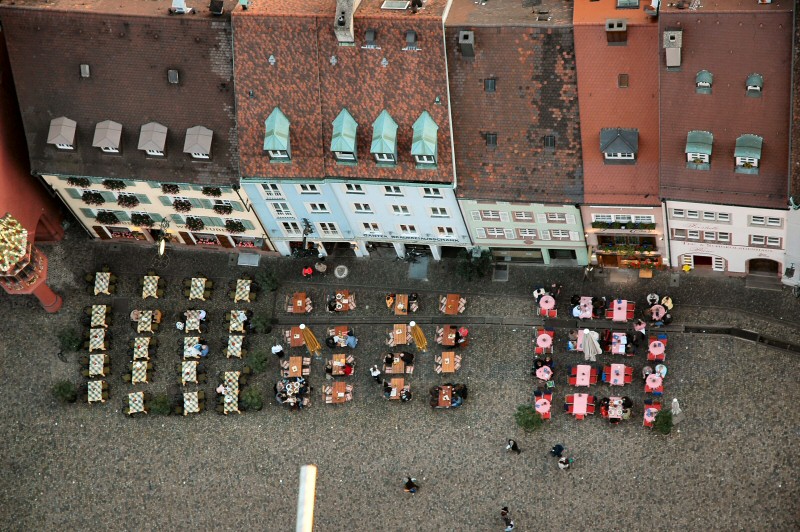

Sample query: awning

[183,126,213,155]
[330,108,358,153]
[138,122,168,152]
[47,117,77,145]
[685,131,713,155]
[734,134,763,158]
[264,107,290,152]
[371,110,398,155]
[600,128,638,154]
[411,111,438,157]
[92,120,122,150]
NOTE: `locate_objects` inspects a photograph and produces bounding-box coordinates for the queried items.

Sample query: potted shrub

[150,394,172,415]
[653,409,673,435]
[131,213,154,227]
[246,351,269,374]
[58,328,82,352]
[52,380,77,404]
[96,211,120,225]
[117,194,139,208]
[202,186,222,197]
[241,388,263,411]
[255,270,280,292]
[591,221,610,229]
[82,191,105,206]
[213,203,233,215]
[173,199,192,213]
[103,179,127,191]
[225,220,246,234]
[514,404,544,432]
[67,177,91,188]
[251,314,273,334]
[161,183,180,194]
[185,217,204,231]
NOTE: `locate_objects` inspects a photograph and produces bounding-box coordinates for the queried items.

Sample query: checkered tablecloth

[184,310,201,332]
[142,275,159,299]
[94,272,110,295]
[137,311,153,333]
[89,328,106,351]
[223,371,240,414]
[131,361,148,384]
[90,305,107,327]
[234,279,251,303]
[229,310,246,333]
[183,336,200,358]
[189,278,206,301]
[87,380,104,403]
[133,337,150,360]
[227,335,244,358]
[88,353,105,377]
[128,392,145,413]
[182,360,198,385]
[183,392,200,415]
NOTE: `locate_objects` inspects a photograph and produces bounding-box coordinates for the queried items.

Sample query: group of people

[325,328,358,349]
[428,383,467,408]
[568,294,608,320]
[531,356,554,374]
[385,293,420,313]
[384,351,415,367]
[383,380,412,401]
[599,396,633,423]
[275,376,310,409]
[646,293,675,327]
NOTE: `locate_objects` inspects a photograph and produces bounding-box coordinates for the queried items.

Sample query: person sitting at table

[302,266,313,278]
[429,396,439,407]
[400,351,415,365]
[383,380,392,399]
[275,393,288,405]
[543,356,554,368]
[621,408,632,420]
[408,293,419,312]
[386,294,396,309]
[646,293,659,306]
[568,329,579,342]
[532,357,545,371]
[325,361,334,378]
[621,396,633,409]
[453,384,468,399]
[657,313,673,327]
[571,305,582,319]
[642,366,654,379]
[599,403,608,418]
[570,294,581,306]
[192,343,210,357]
[343,363,354,376]
[325,336,337,349]
[430,386,440,397]
[198,310,207,321]
[661,295,674,310]
[400,388,412,402]
[345,333,358,349]
[451,394,463,408]
[327,298,338,313]
[384,353,394,366]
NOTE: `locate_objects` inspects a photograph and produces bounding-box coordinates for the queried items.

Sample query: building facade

[658,1,793,276]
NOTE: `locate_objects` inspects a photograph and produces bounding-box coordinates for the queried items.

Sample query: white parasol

[583,329,601,362]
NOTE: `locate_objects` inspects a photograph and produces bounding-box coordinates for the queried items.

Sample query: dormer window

[734,134,762,174]
[331,108,358,164]
[600,128,638,164]
[183,125,213,160]
[371,110,398,166]
[365,29,377,47]
[695,70,713,94]
[405,30,418,50]
[746,73,763,97]
[685,130,713,170]
[411,111,438,167]
[47,116,77,151]
[92,120,122,154]
[138,122,167,157]
[605,19,627,45]
[264,107,291,163]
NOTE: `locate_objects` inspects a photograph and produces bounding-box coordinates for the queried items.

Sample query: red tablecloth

[572,393,589,415]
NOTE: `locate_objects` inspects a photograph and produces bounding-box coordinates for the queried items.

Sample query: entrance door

[693,255,713,268]
[599,254,618,268]
[748,259,779,275]
[92,226,112,240]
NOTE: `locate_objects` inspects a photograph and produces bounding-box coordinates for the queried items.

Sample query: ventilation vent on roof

[80,64,90,78]
[365,29,378,47]
[381,0,410,9]
[663,29,682,68]
[605,19,627,44]
[458,31,474,58]
[169,0,194,14]
[334,0,362,44]
[209,0,224,15]
[168,69,180,84]
[405,30,417,49]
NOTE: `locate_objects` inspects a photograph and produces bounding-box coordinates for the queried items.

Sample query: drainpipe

[574,203,588,265]
[661,198,672,269]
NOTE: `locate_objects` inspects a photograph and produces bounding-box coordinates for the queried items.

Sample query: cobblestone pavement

[0,229,798,530]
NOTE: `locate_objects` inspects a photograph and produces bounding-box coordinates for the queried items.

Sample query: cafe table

[611,332,627,355]
[579,296,594,319]
[575,364,592,387]
[608,396,624,419]
[335,290,354,312]
[331,353,347,376]
[288,356,304,378]
[389,378,404,400]
[183,391,200,415]
[612,299,628,322]
[644,406,659,425]
[536,333,553,349]
[89,328,106,352]
[572,393,589,416]
[128,391,145,414]
[441,325,456,347]
[443,294,460,315]
[292,292,307,314]
[438,385,453,408]
[394,294,409,316]
[393,324,408,346]
[330,381,348,404]
[229,310,247,333]
[87,380,105,403]
[535,397,551,414]
[133,337,150,360]
[539,295,555,310]
[90,305,108,327]
[184,310,201,332]
[131,361,149,384]
[137,310,154,333]
[182,360,198,385]
[227,335,244,358]
[183,336,201,358]
[94,272,111,295]
[646,373,663,390]
[440,351,456,373]
[189,277,207,301]
[609,363,626,386]
[223,371,241,414]
[88,353,106,377]
[289,326,305,348]
[234,279,252,303]
[535,365,553,381]
[649,340,665,356]
[650,304,667,321]
[142,275,159,299]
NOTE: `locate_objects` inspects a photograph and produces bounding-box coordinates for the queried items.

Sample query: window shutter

[242,220,255,230]
[536,213,547,224]
[540,229,551,240]
[213,217,225,227]
[89,177,104,184]
[200,198,214,209]
[122,180,136,187]
[471,210,481,222]
[149,213,164,222]
[566,214,576,225]
[158,196,172,206]
[475,227,486,238]
[499,212,510,222]
[66,188,81,199]
[504,229,515,239]
[100,191,116,202]
[569,231,580,241]
[173,214,185,225]
[189,198,203,208]
[136,194,151,205]
[146,181,161,188]
[231,201,244,212]
[115,211,130,222]
[80,208,95,218]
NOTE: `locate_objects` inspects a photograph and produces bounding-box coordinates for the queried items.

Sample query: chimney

[334,0,362,44]
[458,31,475,58]
[169,0,194,14]
[663,29,682,68]
[209,0,224,15]
[644,0,660,16]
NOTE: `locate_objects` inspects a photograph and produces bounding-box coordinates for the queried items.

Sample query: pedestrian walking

[506,439,521,454]
[271,343,285,358]
[500,507,510,519]
[302,266,313,278]
[583,265,594,281]
[504,518,516,531]
[370,364,382,383]
[403,477,419,493]
[550,444,565,458]
[558,456,573,470]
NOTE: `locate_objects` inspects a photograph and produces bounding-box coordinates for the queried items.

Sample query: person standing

[583,265,594,281]
[506,439,521,454]
[369,365,382,383]
[550,444,565,458]
[403,477,419,493]
[558,456,573,470]
[271,343,285,358]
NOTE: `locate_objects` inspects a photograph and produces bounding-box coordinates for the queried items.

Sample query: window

[414,154,436,164]
[618,74,629,88]
[687,152,709,164]
[282,222,301,235]
[687,230,700,240]
[672,229,686,239]
[547,213,567,223]
[633,215,655,224]
[750,235,765,245]
[702,212,716,221]
[101,146,119,154]
[168,69,179,84]
[318,222,338,235]
[405,30,418,50]
[481,210,501,220]
[345,184,364,194]
[593,214,614,223]
[80,64,91,78]
[695,70,713,94]
[430,207,448,217]
[365,29,377,47]
[56,143,74,150]
[308,203,329,213]
[717,232,730,242]
[484,78,496,92]
[262,184,281,197]
[392,205,410,216]
[736,156,759,168]
[717,213,730,222]
[686,210,699,219]
[384,185,402,196]
[745,73,763,97]
[543,135,556,150]
[423,187,442,198]
[485,133,497,147]
[298,184,319,194]
[437,226,455,237]
[514,211,533,221]
[399,224,417,235]
[767,236,781,247]
[550,229,572,240]
[617,0,638,7]
[375,153,395,163]
[334,151,356,162]
[353,203,372,213]
[518,228,537,238]
[191,152,209,160]
[146,149,164,157]
[604,152,635,160]
[614,214,631,223]
[363,222,381,233]
[767,217,782,227]
[267,150,289,160]
[703,231,716,241]
[486,228,506,238]
[750,216,765,225]
[271,202,292,217]
[671,209,684,218]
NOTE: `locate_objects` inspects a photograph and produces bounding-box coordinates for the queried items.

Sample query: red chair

[589,374,599,385]
[586,404,596,415]
[535,347,545,355]
[605,309,613,319]
[543,392,553,402]
[575,413,585,420]
[568,376,577,386]
[647,352,666,362]
[624,366,634,375]
[566,404,574,414]
[547,309,558,318]
[538,307,548,317]
[565,395,574,404]
[626,309,635,320]
[624,374,633,384]
[540,410,551,420]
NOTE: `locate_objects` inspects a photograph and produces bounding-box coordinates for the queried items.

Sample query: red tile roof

[445,4,584,203]
[573,22,660,206]
[658,10,792,209]
[233,2,454,184]
[573,0,653,26]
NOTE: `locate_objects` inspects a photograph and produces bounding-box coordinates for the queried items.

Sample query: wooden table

[394,294,408,316]
[389,378,404,400]
[335,290,352,312]
[331,353,347,376]
[288,356,304,378]
[390,356,405,375]
[393,324,408,346]
[330,381,348,404]
[292,292,306,314]
[441,351,456,373]
[441,326,456,347]
[289,326,305,348]
[438,385,453,408]
[443,293,460,315]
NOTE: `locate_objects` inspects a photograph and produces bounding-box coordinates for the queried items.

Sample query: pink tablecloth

[575,329,585,352]
[612,300,628,322]
[572,393,589,415]
[646,374,663,389]
[609,363,626,386]
[611,333,627,354]
[650,305,667,320]
[537,334,553,348]
[535,398,551,413]
[649,340,665,355]
[644,407,658,423]
[579,296,593,319]
[536,366,553,381]
[575,364,591,387]
[539,295,555,310]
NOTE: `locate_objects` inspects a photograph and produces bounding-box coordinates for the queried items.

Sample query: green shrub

[255,270,280,292]
[241,388,263,411]
[246,351,269,374]
[67,177,90,188]
[103,179,127,190]
[150,394,172,415]
[58,328,82,352]
[653,409,673,435]
[251,314,272,334]
[52,380,77,404]
[514,404,544,432]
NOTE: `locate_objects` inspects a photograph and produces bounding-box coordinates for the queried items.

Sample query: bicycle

[792,284,800,298]
[396,250,425,263]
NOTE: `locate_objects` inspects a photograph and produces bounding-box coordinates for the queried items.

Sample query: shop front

[594,234,663,269]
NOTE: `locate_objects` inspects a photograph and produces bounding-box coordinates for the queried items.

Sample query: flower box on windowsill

[237,240,256,248]
[195,238,218,245]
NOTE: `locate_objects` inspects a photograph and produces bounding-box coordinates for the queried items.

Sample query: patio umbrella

[583,329,601,362]
[457,327,469,338]
[299,324,322,356]
[409,321,428,352]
